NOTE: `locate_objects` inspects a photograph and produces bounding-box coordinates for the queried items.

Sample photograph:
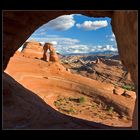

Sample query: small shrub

[54,100,61,106]
[108,106,114,113]
[58,98,64,102]
[79,97,85,103]
[69,108,76,113]
[122,84,135,91]
[113,82,118,88]
[68,97,85,103]
[92,103,97,108]
[62,108,76,114]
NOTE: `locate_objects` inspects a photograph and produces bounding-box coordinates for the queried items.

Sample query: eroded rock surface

[3,53,136,129]
[21,41,43,59]
[43,42,59,62]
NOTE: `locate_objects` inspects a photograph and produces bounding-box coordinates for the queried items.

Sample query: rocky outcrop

[62,55,134,87]
[113,87,136,99]
[43,43,59,62]
[111,11,138,129]
[124,90,136,100]
[111,11,138,87]
[113,87,125,95]
[96,58,100,64]
[21,41,43,59]
[93,59,134,86]
[17,41,59,62]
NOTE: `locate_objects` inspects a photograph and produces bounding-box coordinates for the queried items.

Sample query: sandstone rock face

[111,11,138,88]
[113,87,124,95]
[21,41,43,59]
[113,87,136,100]
[43,43,59,62]
[111,11,138,129]
[123,90,136,100]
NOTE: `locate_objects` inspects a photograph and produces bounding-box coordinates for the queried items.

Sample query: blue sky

[20,14,118,54]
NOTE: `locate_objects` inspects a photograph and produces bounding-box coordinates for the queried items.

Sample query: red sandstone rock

[43,43,59,62]
[21,41,43,59]
[113,87,124,95]
[123,90,136,99]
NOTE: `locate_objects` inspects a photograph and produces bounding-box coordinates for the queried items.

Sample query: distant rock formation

[21,41,43,59]
[61,55,134,87]
[96,58,100,64]
[43,43,59,62]
[109,55,120,60]
[19,41,60,63]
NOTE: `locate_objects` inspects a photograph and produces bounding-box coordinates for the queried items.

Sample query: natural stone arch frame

[3,10,138,129]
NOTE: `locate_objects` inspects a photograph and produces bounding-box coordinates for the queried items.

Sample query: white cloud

[46,35,60,38]
[57,38,80,45]
[76,20,108,30]
[50,41,57,45]
[40,42,45,45]
[106,45,111,49]
[46,15,75,31]
[112,33,115,38]
[103,45,117,52]
[106,33,116,42]
[59,44,90,54]
[106,33,115,38]
[62,44,117,54]
[110,38,115,41]
[27,35,118,54]
[91,48,95,51]
[73,50,81,53]
[27,36,80,54]
[90,45,118,52]
[39,41,57,46]
[96,45,103,49]
[28,36,80,46]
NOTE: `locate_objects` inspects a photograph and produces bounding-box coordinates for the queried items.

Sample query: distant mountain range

[88,50,118,55]
[63,50,118,56]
